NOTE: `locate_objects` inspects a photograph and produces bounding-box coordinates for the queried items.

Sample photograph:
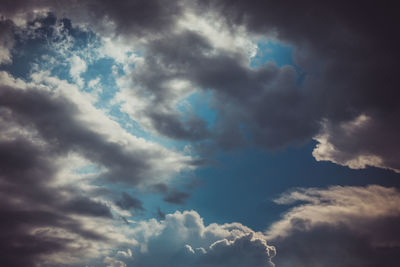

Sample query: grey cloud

[150,182,169,194]
[64,197,113,218]
[131,30,318,149]
[119,1,400,171]
[313,113,400,173]
[267,185,400,267]
[2,0,400,173]
[0,85,162,185]
[202,1,400,169]
[156,207,166,220]
[0,78,191,265]
[115,192,145,212]
[0,19,14,64]
[0,0,183,37]
[0,137,110,267]
[163,189,190,205]
[150,182,191,205]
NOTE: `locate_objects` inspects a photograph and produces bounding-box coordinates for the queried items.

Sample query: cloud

[0,70,193,266]
[313,114,400,173]
[0,132,121,266]
[0,2,399,266]
[111,1,399,172]
[267,185,400,267]
[69,55,87,87]
[163,189,190,205]
[0,19,14,64]
[0,71,194,186]
[115,193,145,212]
[123,210,276,267]
[2,0,399,173]
[0,0,183,37]
[197,1,400,170]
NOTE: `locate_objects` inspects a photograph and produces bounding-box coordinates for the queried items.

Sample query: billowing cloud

[267,185,400,267]
[1,0,399,173]
[0,71,194,186]
[120,210,276,267]
[0,1,399,266]
[0,60,194,266]
[195,1,400,171]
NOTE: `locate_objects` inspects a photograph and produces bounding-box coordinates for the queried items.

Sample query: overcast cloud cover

[1,0,400,266]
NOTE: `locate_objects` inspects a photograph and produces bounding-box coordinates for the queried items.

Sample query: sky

[0,1,400,267]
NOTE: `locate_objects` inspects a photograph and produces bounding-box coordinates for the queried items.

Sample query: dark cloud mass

[1,0,398,172]
[132,0,400,171]
[0,0,400,266]
[0,136,111,266]
[268,185,400,267]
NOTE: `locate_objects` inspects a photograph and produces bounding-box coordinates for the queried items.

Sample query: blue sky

[1,3,400,267]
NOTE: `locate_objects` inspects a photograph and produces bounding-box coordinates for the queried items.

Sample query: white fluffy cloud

[111,210,276,267]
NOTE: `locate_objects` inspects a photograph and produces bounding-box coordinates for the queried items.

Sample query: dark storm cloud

[0,136,110,267]
[122,0,400,171]
[0,0,183,37]
[194,0,400,170]
[268,185,400,267]
[3,0,399,171]
[273,220,400,267]
[133,30,318,148]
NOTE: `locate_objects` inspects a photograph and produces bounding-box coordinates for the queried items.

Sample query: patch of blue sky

[0,14,100,81]
[251,40,295,68]
[176,90,217,128]
[74,164,100,175]
[186,141,400,231]
[81,58,118,95]
[1,13,192,156]
[251,40,306,86]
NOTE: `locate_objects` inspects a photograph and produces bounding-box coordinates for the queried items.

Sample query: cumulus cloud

[267,185,400,267]
[123,210,276,267]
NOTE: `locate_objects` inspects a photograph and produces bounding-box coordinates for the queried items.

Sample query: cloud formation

[1,1,400,266]
[0,67,193,265]
[2,0,399,172]
[122,210,276,267]
[267,185,400,267]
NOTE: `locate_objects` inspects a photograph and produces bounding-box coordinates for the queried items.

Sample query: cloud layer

[1,0,399,172]
[113,210,276,267]
[1,1,400,266]
[268,185,400,267]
